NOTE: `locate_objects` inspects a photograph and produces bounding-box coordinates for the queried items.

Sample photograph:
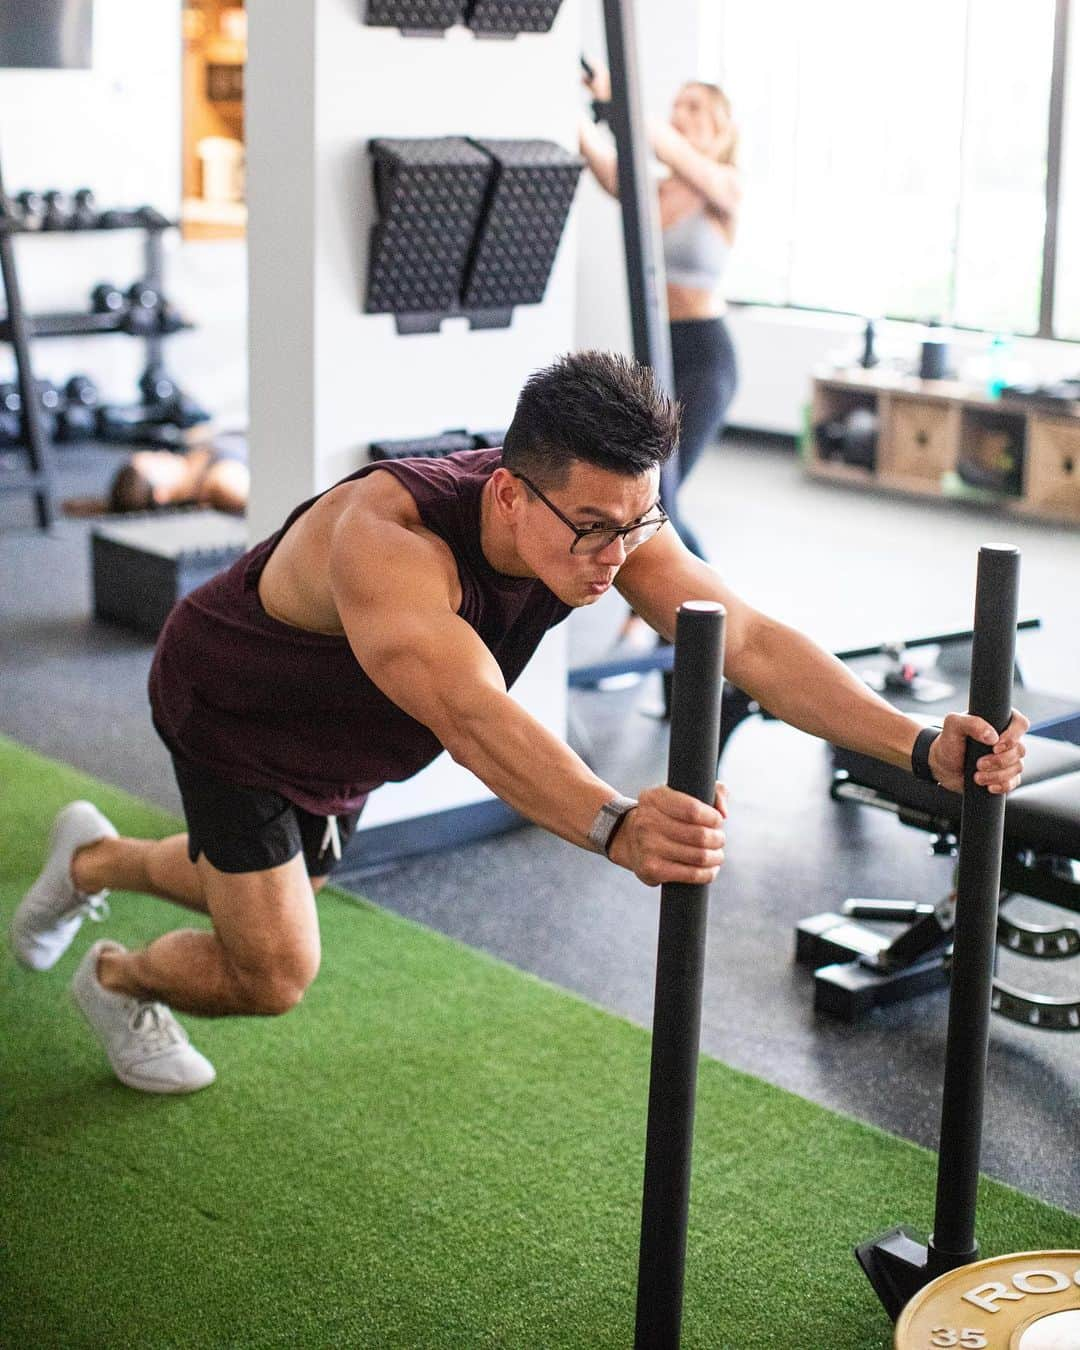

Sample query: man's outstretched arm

[616,528,1028,794]
[329,504,725,886]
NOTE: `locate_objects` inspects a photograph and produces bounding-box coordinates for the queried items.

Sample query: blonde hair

[684,82,739,167]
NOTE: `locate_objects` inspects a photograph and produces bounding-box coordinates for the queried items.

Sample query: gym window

[714,0,1079,340]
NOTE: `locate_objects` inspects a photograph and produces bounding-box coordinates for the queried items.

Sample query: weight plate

[1014,1309,1080,1348]
[895,1252,1080,1349]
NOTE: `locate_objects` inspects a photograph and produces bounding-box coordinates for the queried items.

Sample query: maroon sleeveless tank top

[148,448,572,814]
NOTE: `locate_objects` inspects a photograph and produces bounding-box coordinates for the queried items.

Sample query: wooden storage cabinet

[806,368,1080,526]
[880,396,958,486]
[1024,415,1080,518]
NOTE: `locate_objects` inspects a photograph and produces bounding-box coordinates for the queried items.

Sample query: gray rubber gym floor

[2,438,1078,1214]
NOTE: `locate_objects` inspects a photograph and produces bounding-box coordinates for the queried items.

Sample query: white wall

[246,0,580,831]
[0,0,246,421]
[248,1,584,534]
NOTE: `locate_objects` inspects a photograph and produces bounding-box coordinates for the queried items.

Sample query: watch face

[599,804,622,841]
[589,798,636,854]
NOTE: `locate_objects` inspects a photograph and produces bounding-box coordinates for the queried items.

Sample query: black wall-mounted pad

[470,429,507,448]
[369,430,476,460]
[462,140,582,311]
[464,0,566,34]
[367,138,493,318]
[370,429,508,458]
[364,0,465,32]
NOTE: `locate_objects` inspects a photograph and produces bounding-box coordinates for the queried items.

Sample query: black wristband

[603,804,634,857]
[911,726,941,782]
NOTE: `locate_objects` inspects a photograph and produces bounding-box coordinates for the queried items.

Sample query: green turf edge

[2,733,1078,1350]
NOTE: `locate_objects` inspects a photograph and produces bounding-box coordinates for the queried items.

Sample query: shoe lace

[128,1002,187,1050]
[82,894,111,924]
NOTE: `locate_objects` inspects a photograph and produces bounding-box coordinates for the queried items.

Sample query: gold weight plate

[894,1251,1080,1350]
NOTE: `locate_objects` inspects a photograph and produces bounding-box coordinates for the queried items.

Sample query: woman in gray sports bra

[579,70,740,563]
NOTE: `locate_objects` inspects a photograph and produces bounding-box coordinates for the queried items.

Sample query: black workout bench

[797,731,1080,1028]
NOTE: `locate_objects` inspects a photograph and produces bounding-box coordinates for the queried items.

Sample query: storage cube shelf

[880,396,957,488]
[807,368,1080,526]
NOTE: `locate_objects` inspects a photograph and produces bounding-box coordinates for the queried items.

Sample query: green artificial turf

[1,734,1077,1349]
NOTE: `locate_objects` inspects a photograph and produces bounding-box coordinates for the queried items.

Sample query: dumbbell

[91,281,126,315]
[96,402,184,448]
[156,298,185,334]
[137,366,210,430]
[0,406,20,445]
[123,281,163,335]
[41,190,71,230]
[15,190,46,230]
[56,374,101,442]
[0,383,20,445]
[70,188,98,230]
[1,378,62,414]
[169,389,210,429]
[0,379,61,443]
[33,379,61,441]
[37,379,61,415]
[132,286,186,333]
[135,204,170,230]
[139,366,209,429]
[96,207,142,229]
[138,364,178,406]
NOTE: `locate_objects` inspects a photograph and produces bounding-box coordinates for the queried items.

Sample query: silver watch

[587,794,638,856]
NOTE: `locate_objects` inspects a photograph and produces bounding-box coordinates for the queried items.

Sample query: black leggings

[669,317,738,559]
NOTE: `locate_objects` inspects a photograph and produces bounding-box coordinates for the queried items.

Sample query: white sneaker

[10,801,118,971]
[71,941,216,1095]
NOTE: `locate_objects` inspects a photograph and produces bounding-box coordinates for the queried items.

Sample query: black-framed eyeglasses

[515,473,668,556]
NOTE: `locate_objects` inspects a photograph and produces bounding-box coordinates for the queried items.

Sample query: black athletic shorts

[170,751,360,877]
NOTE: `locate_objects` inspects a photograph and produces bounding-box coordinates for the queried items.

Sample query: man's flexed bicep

[329,502,509,751]
[329,499,618,845]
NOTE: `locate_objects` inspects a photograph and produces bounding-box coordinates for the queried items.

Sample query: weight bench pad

[832,734,1080,860]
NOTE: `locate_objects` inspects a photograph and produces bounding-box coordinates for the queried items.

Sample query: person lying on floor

[62,431,249,517]
[10,351,1028,1095]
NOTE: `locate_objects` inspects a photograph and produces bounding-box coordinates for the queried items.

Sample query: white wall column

[246,0,581,842]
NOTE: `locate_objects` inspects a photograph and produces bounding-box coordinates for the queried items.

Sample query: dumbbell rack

[0,158,189,529]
